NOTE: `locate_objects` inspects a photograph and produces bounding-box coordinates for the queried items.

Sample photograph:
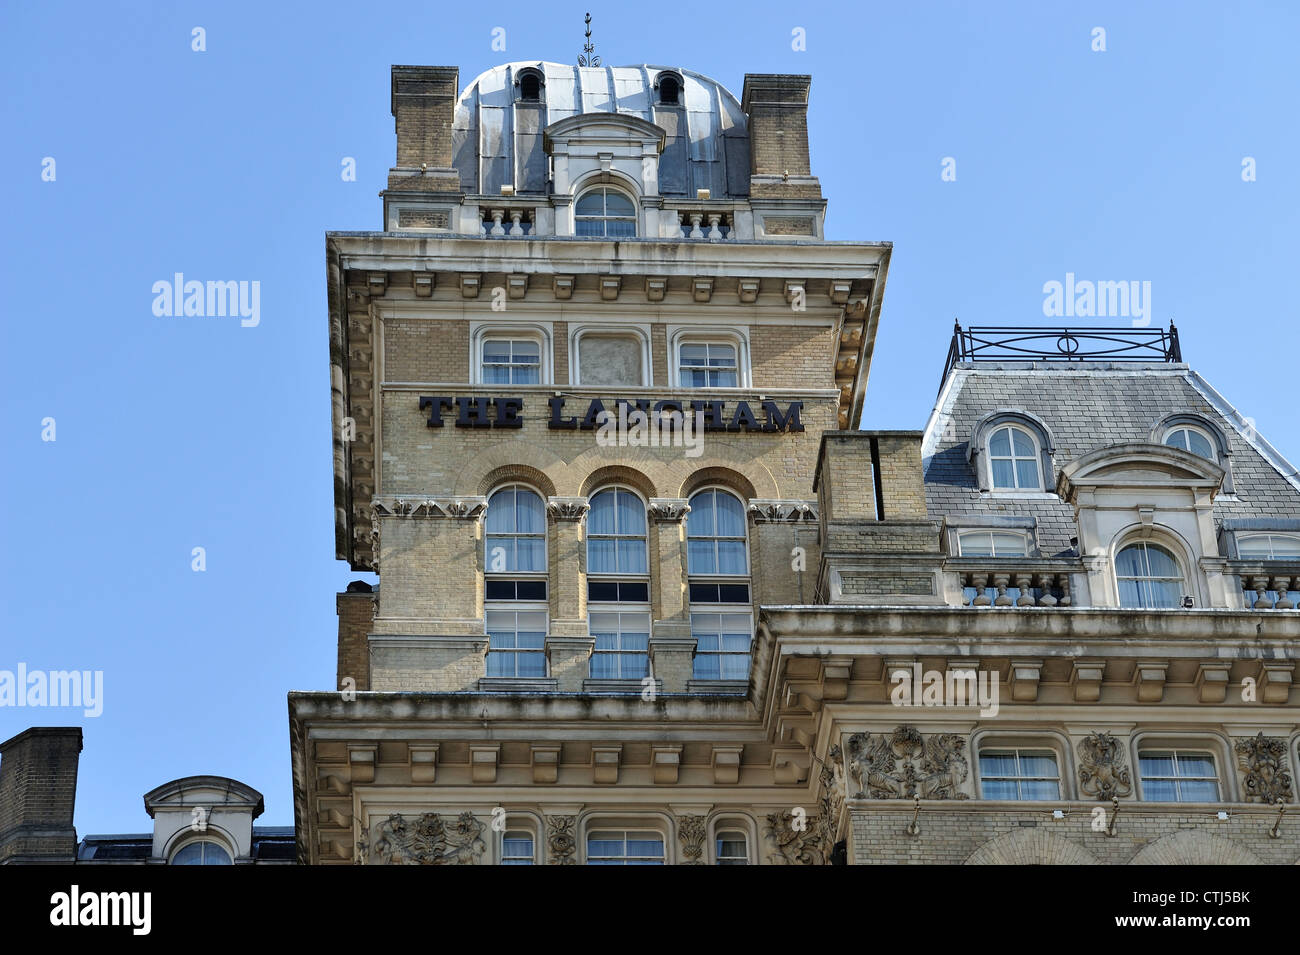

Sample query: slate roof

[921,361,1300,556]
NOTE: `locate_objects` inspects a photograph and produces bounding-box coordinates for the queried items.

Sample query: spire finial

[578,12,600,67]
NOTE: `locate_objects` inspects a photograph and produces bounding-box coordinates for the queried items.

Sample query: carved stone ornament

[648,498,691,523]
[1235,732,1294,805]
[747,499,818,523]
[764,810,826,865]
[846,725,969,800]
[360,811,485,865]
[373,496,488,520]
[677,814,707,864]
[546,815,577,865]
[1077,732,1133,800]
[545,497,590,522]
[817,744,846,846]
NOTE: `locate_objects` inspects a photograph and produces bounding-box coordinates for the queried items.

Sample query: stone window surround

[1149,411,1236,493]
[1109,525,1200,610]
[580,811,674,864]
[165,831,237,865]
[968,409,1056,495]
[667,325,752,389]
[1131,731,1234,803]
[495,810,542,864]
[707,813,757,865]
[470,321,554,386]
[568,321,654,387]
[514,66,545,104]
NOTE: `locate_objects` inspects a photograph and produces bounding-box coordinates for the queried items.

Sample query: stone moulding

[846,725,969,800]
[373,496,489,520]
[748,499,819,523]
[546,496,590,521]
[648,498,691,522]
[1077,732,1133,800]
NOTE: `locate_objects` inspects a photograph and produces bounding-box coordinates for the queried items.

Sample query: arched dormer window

[516,68,544,103]
[1150,413,1234,491]
[171,839,233,865]
[656,72,683,106]
[1115,539,1186,609]
[969,410,1054,494]
[1163,425,1215,460]
[574,186,637,237]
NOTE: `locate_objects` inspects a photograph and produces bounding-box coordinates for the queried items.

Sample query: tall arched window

[575,187,637,237]
[987,425,1042,490]
[587,488,650,681]
[485,486,548,678]
[1115,540,1185,608]
[687,489,752,682]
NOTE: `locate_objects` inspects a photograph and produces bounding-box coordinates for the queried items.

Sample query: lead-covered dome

[451,62,750,199]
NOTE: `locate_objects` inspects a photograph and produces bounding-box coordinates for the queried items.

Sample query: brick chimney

[740,74,822,199]
[388,65,463,194]
[0,727,83,864]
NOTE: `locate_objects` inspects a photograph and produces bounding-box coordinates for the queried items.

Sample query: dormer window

[1237,533,1300,559]
[516,68,544,103]
[988,426,1042,491]
[1163,425,1215,460]
[1116,540,1185,608]
[575,187,637,237]
[171,839,233,865]
[957,530,1029,557]
[657,73,682,105]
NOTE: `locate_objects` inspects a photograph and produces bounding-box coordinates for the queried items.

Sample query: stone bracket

[1071,659,1106,702]
[470,744,500,784]
[592,745,622,785]
[531,745,561,784]
[1010,659,1043,702]
[408,743,439,783]
[712,745,744,785]
[652,744,683,785]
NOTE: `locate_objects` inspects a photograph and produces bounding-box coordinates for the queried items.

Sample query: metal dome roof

[451,62,750,199]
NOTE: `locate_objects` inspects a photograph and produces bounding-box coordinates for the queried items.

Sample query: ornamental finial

[578,13,600,67]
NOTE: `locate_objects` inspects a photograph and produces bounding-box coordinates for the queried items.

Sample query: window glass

[716,830,747,865]
[486,487,546,572]
[686,489,748,575]
[1164,427,1215,460]
[588,489,647,575]
[575,188,637,237]
[690,612,752,680]
[589,611,650,679]
[679,342,738,388]
[482,339,540,385]
[587,830,664,865]
[957,530,1029,557]
[978,749,1060,800]
[988,426,1040,490]
[1139,751,1219,802]
[171,841,233,865]
[1116,542,1184,608]
[486,610,547,678]
[502,831,534,864]
[1237,534,1300,559]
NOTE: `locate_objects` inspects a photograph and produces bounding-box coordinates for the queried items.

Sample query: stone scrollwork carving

[361,811,486,865]
[373,496,488,520]
[546,815,577,865]
[546,497,590,522]
[747,499,818,523]
[764,810,827,865]
[648,498,691,523]
[1235,732,1294,804]
[846,726,969,800]
[817,745,846,847]
[1077,732,1133,800]
[676,814,707,864]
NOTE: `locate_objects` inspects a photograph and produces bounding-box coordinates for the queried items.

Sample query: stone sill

[582,678,660,695]
[477,678,558,694]
[686,679,749,695]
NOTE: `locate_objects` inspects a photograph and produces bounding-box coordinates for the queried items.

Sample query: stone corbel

[412,272,435,297]
[460,273,481,298]
[1194,662,1232,703]
[783,280,805,304]
[828,280,852,304]
[546,496,590,522]
[652,745,683,785]
[531,745,561,784]
[347,743,378,784]
[821,656,853,701]
[738,279,760,304]
[1259,662,1294,703]
[408,743,439,783]
[1133,661,1168,702]
[692,277,714,302]
[507,274,528,299]
[600,276,621,301]
[712,745,743,785]
[1071,659,1106,702]
[592,745,622,784]
[1010,659,1043,702]
[470,744,500,784]
[367,272,387,297]
[771,748,811,786]
[645,276,667,302]
[552,274,575,300]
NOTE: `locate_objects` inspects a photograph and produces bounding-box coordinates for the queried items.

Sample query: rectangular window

[482,339,540,385]
[691,612,752,681]
[679,342,738,388]
[486,610,547,678]
[501,831,534,865]
[589,612,650,679]
[978,749,1061,800]
[687,582,750,604]
[957,530,1029,558]
[1139,751,1219,802]
[1238,534,1300,559]
[587,830,664,865]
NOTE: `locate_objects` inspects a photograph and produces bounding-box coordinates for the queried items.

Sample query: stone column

[648,499,694,692]
[546,497,592,691]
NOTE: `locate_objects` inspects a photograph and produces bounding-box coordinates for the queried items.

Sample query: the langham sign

[417,396,805,433]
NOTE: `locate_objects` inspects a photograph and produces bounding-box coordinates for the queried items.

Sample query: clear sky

[2,2,1297,836]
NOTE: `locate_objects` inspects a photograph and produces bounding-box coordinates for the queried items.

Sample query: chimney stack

[0,727,83,864]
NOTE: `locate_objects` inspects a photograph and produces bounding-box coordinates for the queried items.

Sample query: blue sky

[2,1,1297,835]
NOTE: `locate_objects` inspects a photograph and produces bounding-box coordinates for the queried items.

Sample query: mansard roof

[922,360,1300,556]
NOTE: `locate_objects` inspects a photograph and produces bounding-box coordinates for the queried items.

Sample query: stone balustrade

[960,570,1072,608]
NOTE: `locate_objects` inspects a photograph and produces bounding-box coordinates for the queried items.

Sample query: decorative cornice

[373,496,489,520]
[648,498,691,523]
[546,496,590,521]
[748,499,818,523]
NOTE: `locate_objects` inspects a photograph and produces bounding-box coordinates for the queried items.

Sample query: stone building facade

[289,60,1299,865]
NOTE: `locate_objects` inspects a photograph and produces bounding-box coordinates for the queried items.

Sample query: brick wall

[741,74,814,178]
[337,589,376,692]
[384,317,469,382]
[749,323,836,389]
[0,727,82,864]
[391,66,458,169]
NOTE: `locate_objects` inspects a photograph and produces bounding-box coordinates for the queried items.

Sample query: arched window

[171,840,232,865]
[687,489,752,682]
[485,486,548,679]
[575,187,637,238]
[1115,541,1185,608]
[1163,425,1215,460]
[715,829,748,865]
[587,488,650,681]
[987,425,1041,491]
[658,74,681,105]
[519,72,541,102]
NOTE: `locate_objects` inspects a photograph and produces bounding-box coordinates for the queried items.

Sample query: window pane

[606,218,637,237]
[717,540,747,574]
[687,493,714,535]
[1019,753,1059,777]
[959,532,993,557]
[991,459,1014,488]
[604,192,635,216]
[575,218,604,237]
[483,341,512,363]
[711,368,738,387]
[1187,431,1214,459]
[1273,536,1300,557]
[516,537,546,572]
[990,533,1028,556]
[714,493,745,536]
[588,491,616,534]
[516,491,545,532]
[1147,578,1183,608]
[1015,459,1039,489]
[1011,428,1035,457]
[1164,431,1187,451]
[979,753,1017,777]
[1178,779,1219,802]
[1143,778,1177,801]
[680,343,708,366]
[687,540,716,574]
[575,192,604,216]
[616,490,646,534]
[1115,545,1147,578]
[1139,754,1175,776]
[982,779,1019,800]
[616,539,647,574]
[989,428,1011,457]
[1143,545,1179,578]
[1177,754,1216,777]
[1021,779,1060,800]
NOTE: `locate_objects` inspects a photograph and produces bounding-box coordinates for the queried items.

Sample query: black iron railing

[941,322,1181,391]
